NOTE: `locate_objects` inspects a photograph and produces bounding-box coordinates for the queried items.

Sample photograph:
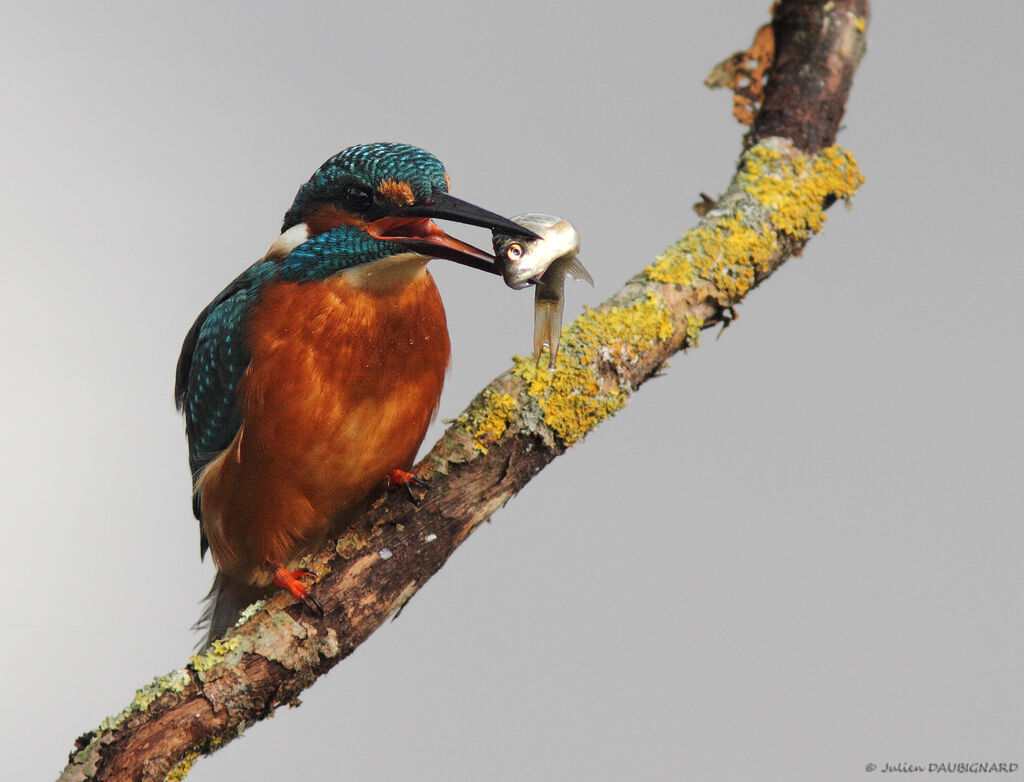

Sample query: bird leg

[385,469,428,501]
[270,562,324,616]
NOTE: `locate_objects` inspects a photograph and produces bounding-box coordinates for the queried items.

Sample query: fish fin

[562,256,594,286]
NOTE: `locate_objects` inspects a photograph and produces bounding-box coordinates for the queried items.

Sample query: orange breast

[197,260,450,586]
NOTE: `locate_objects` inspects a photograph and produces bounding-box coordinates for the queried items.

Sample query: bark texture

[59,2,870,779]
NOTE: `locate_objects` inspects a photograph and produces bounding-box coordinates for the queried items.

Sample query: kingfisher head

[270,142,536,279]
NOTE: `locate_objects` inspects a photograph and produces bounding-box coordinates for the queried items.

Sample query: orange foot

[385,469,429,501]
[271,563,324,617]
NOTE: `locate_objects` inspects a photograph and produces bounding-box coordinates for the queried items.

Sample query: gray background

[3,2,1021,780]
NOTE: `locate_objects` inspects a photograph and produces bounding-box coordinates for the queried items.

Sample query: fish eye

[505,243,524,261]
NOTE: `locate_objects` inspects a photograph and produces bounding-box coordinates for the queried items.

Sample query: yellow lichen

[740,143,862,239]
[189,635,243,673]
[647,215,776,301]
[455,390,519,453]
[97,714,121,733]
[645,142,862,305]
[165,750,198,782]
[685,315,704,347]
[513,292,674,445]
[164,734,229,781]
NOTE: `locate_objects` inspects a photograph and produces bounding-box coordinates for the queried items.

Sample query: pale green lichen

[455,389,519,453]
[248,609,315,671]
[188,634,243,673]
[235,599,266,627]
[336,526,373,558]
[96,667,192,732]
[646,142,863,304]
[512,292,674,445]
[188,600,331,680]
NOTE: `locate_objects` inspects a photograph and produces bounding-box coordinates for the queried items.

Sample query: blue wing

[175,263,271,554]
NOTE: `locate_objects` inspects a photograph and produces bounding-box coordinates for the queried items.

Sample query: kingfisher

[175,142,535,646]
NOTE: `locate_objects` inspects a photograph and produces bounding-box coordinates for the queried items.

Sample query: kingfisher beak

[367,191,539,274]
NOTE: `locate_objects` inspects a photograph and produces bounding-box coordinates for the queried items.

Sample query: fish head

[492,213,581,290]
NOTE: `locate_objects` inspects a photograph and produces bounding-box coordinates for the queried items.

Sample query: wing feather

[175,264,270,554]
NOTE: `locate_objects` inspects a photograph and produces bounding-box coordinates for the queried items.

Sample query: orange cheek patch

[304,204,368,237]
[378,179,416,205]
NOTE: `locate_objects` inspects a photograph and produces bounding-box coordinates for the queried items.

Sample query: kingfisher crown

[283,142,449,231]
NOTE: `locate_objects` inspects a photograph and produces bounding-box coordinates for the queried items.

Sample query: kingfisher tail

[195,573,268,650]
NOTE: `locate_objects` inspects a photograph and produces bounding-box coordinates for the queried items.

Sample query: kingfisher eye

[342,184,374,213]
[505,243,524,261]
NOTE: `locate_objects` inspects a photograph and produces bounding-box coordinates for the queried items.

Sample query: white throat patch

[264,223,310,260]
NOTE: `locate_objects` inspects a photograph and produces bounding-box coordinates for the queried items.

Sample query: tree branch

[59,2,869,779]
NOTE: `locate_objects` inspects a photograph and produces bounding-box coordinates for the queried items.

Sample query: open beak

[366,190,540,274]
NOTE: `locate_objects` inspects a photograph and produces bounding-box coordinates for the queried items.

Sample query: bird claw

[271,563,324,617]
[299,591,324,617]
[385,469,429,502]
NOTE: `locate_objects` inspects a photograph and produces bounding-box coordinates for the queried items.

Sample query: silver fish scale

[492,213,593,368]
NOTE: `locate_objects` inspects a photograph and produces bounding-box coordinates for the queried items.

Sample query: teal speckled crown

[282,142,449,231]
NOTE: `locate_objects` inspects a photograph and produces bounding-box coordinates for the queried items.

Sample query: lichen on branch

[647,140,863,304]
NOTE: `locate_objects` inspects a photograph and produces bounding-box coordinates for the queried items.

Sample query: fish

[492,213,593,368]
